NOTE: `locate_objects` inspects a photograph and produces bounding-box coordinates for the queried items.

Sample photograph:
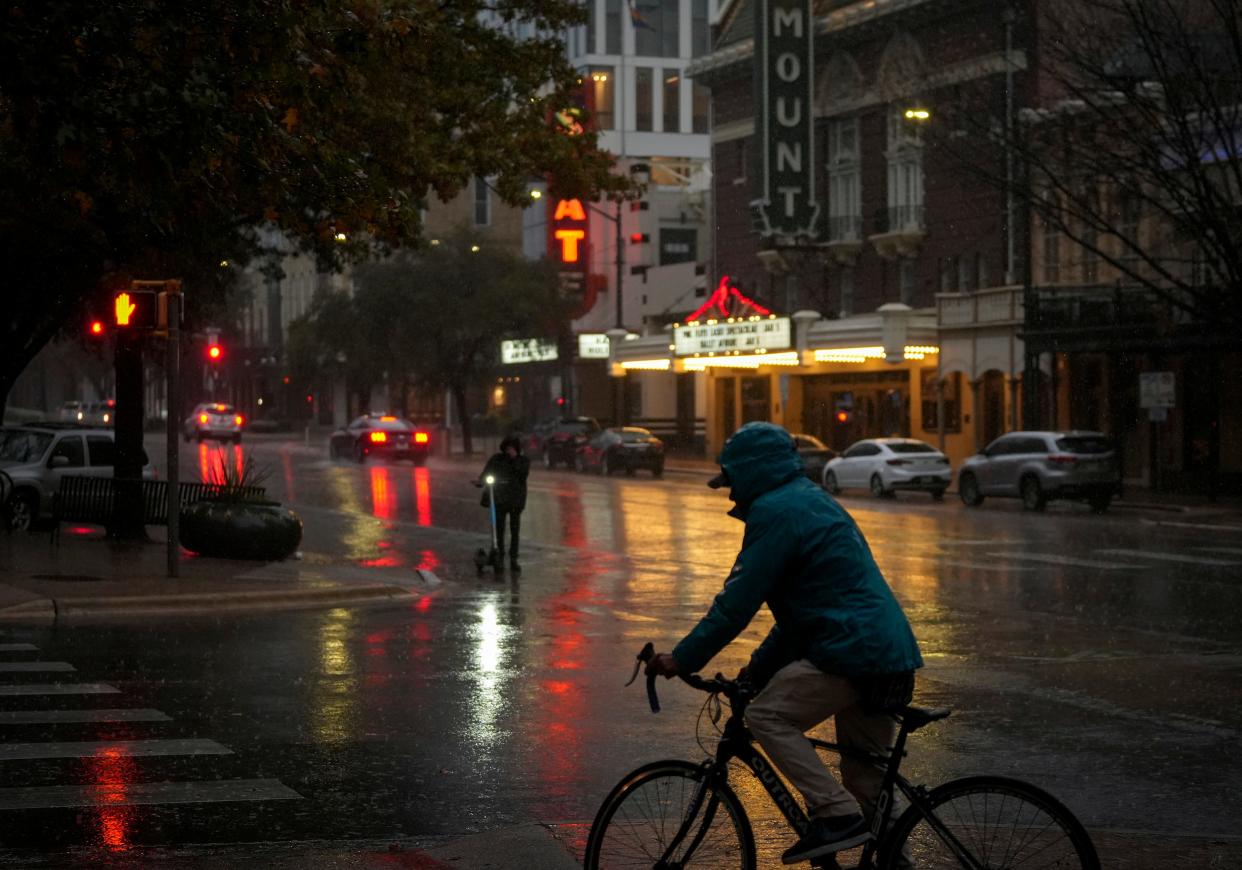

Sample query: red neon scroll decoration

[686,276,773,322]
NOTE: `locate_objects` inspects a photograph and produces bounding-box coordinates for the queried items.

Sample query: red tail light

[369,431,388,443]
[886,459,910,466]
[199,413,208,424]
[1048,454,1078,465]
[414,432,429,444]
[235,415,244,426]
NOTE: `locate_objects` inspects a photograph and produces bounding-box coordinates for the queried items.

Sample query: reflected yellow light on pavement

[311,607,358,743]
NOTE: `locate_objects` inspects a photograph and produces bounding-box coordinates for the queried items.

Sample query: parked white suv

[0,425,152,531]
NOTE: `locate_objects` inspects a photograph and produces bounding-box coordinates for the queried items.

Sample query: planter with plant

[179,451,302,561]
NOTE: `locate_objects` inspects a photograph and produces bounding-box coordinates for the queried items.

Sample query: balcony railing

[873,204,925,235]
[826,214,863,242]
[937,285,1024,329]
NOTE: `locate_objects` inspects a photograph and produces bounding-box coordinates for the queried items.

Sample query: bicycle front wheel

[881,775,1099,869]
[584,759,756,869]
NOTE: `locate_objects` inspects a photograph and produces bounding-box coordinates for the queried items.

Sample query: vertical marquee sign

[751,0,818,239]
[549,197,589,301]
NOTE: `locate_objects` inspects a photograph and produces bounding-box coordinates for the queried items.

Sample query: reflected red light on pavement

[416,549,441,572]
[68,526,97,536]
[359,555,400,568]
[413,467,432,527]
[415,595,433,613]
[89,745,136,853]
[198,443,222,485]
[369,466,394,519]
[281,449,297,502]
[543,680,573,695]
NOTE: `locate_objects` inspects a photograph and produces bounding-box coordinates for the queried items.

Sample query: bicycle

[584,643,1099,869]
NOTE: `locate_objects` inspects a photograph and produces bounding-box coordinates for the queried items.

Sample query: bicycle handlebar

[627,644,741,713]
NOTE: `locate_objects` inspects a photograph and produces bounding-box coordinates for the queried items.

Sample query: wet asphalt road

[1,436,1240,866]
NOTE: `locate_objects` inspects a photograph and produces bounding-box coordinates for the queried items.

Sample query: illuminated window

[663,71,680,133]
[473,177,491,226]
[589,66,615,129]
[636,67,653,131]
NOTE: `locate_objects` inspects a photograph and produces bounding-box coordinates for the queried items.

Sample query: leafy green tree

[0,0,625,419]
[353,230,569,453]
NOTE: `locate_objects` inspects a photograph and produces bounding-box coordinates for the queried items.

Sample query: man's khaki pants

[746,659,895,822]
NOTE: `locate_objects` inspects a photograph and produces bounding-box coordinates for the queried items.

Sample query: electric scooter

[473,474,504,576]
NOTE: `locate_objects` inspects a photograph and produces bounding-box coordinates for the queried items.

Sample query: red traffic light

[556,397,566,407]
[89,320,105,336]
[207,344,222,360]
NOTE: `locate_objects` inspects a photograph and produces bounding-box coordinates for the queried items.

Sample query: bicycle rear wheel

[584,759,756,869]
[880,775,1099,869]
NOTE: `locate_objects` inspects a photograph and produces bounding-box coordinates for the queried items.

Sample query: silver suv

[0,425,152,531]
[957,430,1121,513]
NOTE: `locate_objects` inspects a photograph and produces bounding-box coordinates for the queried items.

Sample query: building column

[970,377,985,452]
[1008,374,1021,432]
[936,378,946,452]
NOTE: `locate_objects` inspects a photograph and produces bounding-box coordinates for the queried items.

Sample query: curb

[0,583,417,625]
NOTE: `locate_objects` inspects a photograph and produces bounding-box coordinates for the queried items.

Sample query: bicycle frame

[655,707,973,870]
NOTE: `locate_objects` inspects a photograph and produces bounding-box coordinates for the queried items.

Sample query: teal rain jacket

[671,423,923,681]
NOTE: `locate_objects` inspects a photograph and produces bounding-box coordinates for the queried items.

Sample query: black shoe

[781,813,871,864]
[509,558,522,573]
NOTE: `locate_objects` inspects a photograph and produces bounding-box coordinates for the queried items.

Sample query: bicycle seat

[899,706,951,731]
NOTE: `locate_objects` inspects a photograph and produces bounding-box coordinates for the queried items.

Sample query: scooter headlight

[485,475,495,485]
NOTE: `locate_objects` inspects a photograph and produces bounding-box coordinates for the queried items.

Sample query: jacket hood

[499,435,522,454]
[717,422,804,511]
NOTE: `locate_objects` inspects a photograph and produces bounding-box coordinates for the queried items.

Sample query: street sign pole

[165,282,182,578]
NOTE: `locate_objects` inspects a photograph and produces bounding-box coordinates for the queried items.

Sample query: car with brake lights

[574,427,665,477]
[328,414,431,465]
[183,402,244,443]
[822,438,952,499]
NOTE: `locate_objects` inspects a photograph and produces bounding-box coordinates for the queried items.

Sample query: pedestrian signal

[113,289,158,329]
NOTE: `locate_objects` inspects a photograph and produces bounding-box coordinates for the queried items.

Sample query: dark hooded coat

[480,435,530,512]
[671,422,923,681]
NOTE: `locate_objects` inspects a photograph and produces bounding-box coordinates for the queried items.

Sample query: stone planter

[180,500,302,561]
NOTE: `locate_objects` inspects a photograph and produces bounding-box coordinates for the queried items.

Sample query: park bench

[51,475,266,540]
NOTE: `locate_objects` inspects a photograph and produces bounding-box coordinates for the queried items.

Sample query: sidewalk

[0,528,426,625]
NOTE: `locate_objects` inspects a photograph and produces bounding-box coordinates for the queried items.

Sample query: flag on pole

[627,0,655,30]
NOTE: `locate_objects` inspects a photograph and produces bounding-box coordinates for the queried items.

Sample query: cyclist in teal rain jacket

[646,422,922,866]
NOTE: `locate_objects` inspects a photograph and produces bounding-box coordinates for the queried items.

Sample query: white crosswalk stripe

[0,683,118,696]
[0,779,302,811]
[0,709,171,725]
[0,651,303,813]
[0,738,231,762]
[0,662,75,673]
[1095,548,1242,567]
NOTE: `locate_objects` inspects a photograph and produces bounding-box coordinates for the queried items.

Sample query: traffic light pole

[111,329,147,540]
[165,285,182,578]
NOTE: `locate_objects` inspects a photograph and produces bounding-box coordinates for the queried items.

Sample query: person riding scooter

[476,434,530,573]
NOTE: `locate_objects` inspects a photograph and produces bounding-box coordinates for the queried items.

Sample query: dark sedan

[792,433,836,482]
[574,427,664,477]
[540,416,601,468]
[329,415,431,465]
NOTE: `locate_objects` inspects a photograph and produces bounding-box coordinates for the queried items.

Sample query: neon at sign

[552,199,588,264]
